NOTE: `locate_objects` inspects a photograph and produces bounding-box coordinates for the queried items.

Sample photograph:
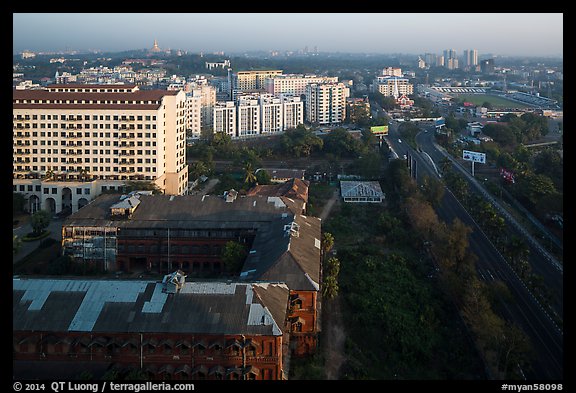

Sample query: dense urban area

[13,41,563,383]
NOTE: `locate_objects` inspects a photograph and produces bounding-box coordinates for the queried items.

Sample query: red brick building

[13,277,290,380]
[51,187,322,374]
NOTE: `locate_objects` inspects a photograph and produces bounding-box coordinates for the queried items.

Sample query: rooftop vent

[224,189,238,203]
[162,270,187,294]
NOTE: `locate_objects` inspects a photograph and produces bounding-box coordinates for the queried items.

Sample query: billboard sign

[462,150,486,164]
[370,125,388,135]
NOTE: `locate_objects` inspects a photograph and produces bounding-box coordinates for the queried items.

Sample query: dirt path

[322,294,347,379]
[319,188,340,221]
[318,186,347,379]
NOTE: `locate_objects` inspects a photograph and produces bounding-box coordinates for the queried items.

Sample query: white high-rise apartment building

[281,95,304,131]
[237,96,260,137]
[305,82,349,125]
[185,90,202,137]
[213,101,237,137]
[259,95,283,134]
[12,83,189,214]
[265,74,338,96]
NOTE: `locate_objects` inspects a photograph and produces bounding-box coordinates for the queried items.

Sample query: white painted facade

[213,101,237,137]
[305,82,349,125]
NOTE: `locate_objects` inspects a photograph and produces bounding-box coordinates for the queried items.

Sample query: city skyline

[13,13,563,58]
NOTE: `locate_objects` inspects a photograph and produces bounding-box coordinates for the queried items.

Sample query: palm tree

[79,168,90,182]
[243,162,257,186]
[321,232,335,260]
[322,275,339,300]
[44,168,55,181]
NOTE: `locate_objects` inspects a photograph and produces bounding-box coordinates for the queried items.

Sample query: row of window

[14,140,159,148]
[14,123,157,130]
[15,114,157,121]
[13,184,90,195]
[15,341,268,357]
[118,244,223,255]
[14,166,158,173]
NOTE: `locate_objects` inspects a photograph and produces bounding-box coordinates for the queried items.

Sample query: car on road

[398,139,402,143]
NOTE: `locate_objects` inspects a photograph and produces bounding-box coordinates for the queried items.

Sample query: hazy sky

[13,13,563,57]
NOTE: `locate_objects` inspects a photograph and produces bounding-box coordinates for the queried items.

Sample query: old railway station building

[13,186,321,380]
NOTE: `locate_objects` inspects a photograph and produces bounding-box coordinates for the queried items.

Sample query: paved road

[384,124,563,379]
[13,217,63,264]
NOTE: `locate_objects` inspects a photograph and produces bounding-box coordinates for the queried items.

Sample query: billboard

[370,125,388,135]
[462,150,486,164]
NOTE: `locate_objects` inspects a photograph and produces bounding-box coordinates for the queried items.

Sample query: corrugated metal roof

[13,278,289,336]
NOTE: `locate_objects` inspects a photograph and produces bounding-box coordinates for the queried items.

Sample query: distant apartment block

[259,95,283,134]
[265,74,338,96]
[205,59,231,70]
[237,96,261,137]
[305,82,349,125]
[281,95,304,131]
[213,95,303,138]
[372,76,414,98]
[233,70,283,91]
[12,83,189,214]
[183,81,216,136]
[213,101,237,137]
[382,67,402,77]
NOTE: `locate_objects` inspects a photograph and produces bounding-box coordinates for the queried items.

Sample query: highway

[385,121,563,380]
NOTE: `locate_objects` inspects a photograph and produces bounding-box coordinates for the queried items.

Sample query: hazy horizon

[13,13,563,58]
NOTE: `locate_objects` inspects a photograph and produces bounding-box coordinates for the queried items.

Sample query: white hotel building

[13,84,189,214]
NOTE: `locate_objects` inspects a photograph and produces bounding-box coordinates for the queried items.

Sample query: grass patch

[458,94,531,109]
[21,230,50,242]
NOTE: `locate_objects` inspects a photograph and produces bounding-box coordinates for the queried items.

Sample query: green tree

[323,128,362,158]
[189,161,208,180]
[255,169,272,185]
[30,210,51,236]
[221,241,248,274]
[279,125,323,157]
[420,175,445,207]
